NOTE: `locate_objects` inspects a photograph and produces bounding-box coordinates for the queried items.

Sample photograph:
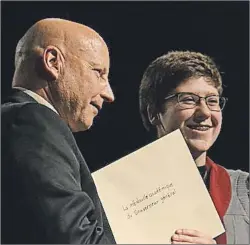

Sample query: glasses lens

[178,93,197,108]
[206,96,219,111]
[207,96,226,111]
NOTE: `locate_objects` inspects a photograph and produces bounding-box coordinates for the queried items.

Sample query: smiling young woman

[139,50,249,244]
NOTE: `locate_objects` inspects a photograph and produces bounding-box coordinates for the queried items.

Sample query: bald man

[2,18,116,244]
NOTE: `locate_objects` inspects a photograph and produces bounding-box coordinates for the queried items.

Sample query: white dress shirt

[14,87,58,114]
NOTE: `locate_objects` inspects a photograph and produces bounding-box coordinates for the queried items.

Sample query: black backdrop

[2,1,249,172]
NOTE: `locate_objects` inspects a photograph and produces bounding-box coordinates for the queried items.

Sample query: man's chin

[70,120,93,132]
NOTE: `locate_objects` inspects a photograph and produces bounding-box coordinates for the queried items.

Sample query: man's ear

[147,105,161,126]
[42,46,64,81]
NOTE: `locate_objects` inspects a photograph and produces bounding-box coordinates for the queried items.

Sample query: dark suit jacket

[1,90,116,244]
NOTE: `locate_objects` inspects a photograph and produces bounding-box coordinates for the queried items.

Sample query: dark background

[2,1,249,172]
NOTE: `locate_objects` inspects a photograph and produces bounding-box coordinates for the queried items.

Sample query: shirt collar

[13,87,58,114]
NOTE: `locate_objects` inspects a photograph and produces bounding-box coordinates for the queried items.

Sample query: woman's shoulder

[225,168,249,182]
[224,168,249,198]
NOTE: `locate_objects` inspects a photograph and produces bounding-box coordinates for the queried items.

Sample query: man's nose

[101,82,115,103]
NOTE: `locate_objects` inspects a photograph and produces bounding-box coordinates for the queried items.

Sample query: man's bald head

[15,18,106,68]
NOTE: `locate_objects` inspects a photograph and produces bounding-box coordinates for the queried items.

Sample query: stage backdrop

[2,1,249,172]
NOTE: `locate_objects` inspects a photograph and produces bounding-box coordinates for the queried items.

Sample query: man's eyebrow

[89,61,102,67]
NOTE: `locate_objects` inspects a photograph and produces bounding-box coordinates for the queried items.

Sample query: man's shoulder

[2,100,79,165]
[2,99,33,114]
[2,89,58,122]
[2,101,70,138]
[2,100,56,123]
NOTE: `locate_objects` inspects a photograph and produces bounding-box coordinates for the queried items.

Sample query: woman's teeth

[188,125,211,131]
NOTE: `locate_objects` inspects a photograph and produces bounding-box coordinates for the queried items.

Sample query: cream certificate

[92,129,225,244]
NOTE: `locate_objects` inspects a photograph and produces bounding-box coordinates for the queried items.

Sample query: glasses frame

[164,92,228,111]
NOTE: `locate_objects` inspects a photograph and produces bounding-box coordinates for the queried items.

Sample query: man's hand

[171,229,216,244]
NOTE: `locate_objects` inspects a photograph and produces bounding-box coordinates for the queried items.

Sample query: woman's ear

[147,105,161,126]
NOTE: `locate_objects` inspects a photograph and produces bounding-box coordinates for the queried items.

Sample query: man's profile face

[57,37,114,132]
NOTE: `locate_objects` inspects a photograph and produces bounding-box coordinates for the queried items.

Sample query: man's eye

[93,69,102,75]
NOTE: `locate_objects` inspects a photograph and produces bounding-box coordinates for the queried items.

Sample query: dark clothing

[197,165,210,189]
[1,90,115,244]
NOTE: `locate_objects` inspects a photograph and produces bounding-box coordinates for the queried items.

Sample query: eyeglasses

[164,92,228,111]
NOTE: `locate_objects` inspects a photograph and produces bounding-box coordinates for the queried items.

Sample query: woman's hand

[171,229,216,244]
